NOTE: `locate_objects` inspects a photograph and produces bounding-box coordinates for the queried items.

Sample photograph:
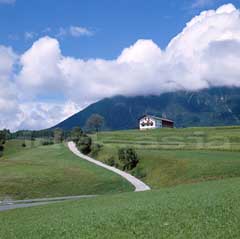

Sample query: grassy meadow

[0,140,133,200]
[1,127,240,238]
[91,126,240,188]
[1,177,240,239]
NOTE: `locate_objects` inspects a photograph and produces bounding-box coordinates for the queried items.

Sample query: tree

[53,128,64,143]
[85,114,104,132]
[0,130,6,144]
[30,131,35,148]
[0,130,5,157]
[71,127,83,143]
[77,135,92,154]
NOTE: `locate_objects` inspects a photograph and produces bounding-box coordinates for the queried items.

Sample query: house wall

[139,116,162,130]
[162,120,174,128]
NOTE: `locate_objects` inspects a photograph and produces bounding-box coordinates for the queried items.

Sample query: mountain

[54,87,240,130]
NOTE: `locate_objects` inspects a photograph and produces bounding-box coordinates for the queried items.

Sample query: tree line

[0,114,105,158]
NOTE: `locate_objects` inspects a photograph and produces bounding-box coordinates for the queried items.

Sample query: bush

[22,143,26,148]
[90,143,102,157]
[0,145,4,157]
[132,167,147,179]
[118,148,139,171]
[41,140,54,146]
[104,157,116,167]
[77,135,92,154]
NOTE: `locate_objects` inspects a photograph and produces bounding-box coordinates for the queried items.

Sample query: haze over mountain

[55,87,240,130]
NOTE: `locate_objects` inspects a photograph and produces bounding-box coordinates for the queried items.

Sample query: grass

[3,139,41,157]
[1,127,240,238]
[1,177,240,239]
[0,140,133,200]
[92,126,240,151]
[91,127,240,188]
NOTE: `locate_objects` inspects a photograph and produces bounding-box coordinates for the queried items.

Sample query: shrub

[118,148,139,171]
[132,167,147,179]
[0,145,4,157]
[104,157,116,167]
[77,135,92,154]
[90,143,102,157]
[41,140,54,146]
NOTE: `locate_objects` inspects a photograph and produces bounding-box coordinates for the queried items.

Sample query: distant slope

[54,87,240,130]
[92,127,240,188]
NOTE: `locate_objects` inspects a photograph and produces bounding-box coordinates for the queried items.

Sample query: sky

[1,0,240,131]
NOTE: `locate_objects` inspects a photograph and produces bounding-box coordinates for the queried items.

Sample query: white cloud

[1,3,240,131]
[18,37,63,92]
[0,46,20,130]
[69,26,93,37]
[17,101,80,130]
[0,46,17,80]
[56,26,93,38]
[0,0,15,5]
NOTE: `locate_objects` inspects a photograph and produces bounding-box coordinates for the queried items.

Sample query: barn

[139,115,174,130]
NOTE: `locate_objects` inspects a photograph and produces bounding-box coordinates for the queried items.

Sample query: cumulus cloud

[0,46,20,130]
[1,3,240,131]
[18,37,63,92]
[17,101,81,130]
[0,46,17,80]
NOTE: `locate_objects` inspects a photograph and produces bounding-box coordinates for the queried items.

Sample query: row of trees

[11,114,105,140]
[0,113,105,155]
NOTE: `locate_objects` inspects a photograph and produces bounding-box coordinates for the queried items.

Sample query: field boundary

[68,141,151,192]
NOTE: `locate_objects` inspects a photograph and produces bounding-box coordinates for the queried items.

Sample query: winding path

[1,142,150,212]
[68,141,151,192]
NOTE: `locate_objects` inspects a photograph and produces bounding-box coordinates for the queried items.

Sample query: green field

[0,140,133,200]
[1,127,240,238]
[92,127,240,188]
[1,177,240,239]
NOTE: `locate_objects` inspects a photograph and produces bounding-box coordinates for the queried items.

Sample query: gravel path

[0,195,96,212]
[0,202,55,212]
[0,142,150,212]
[68,141,151,192]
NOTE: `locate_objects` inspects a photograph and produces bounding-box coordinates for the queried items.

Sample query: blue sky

[1,0,240,59]
[1,0,240,130]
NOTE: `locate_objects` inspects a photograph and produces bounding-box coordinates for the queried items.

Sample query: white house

[139,115,174,130]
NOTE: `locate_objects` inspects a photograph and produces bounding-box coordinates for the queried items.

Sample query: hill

[91,127,240,188]
[0,141,133,200]
[2,127,240,238]
[1,178,240,239]
[54,87,240,130]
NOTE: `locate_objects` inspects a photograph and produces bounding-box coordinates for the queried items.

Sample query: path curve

[68,141,151,192]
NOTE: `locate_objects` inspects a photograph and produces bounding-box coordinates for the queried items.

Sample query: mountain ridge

[54,87,240,130]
